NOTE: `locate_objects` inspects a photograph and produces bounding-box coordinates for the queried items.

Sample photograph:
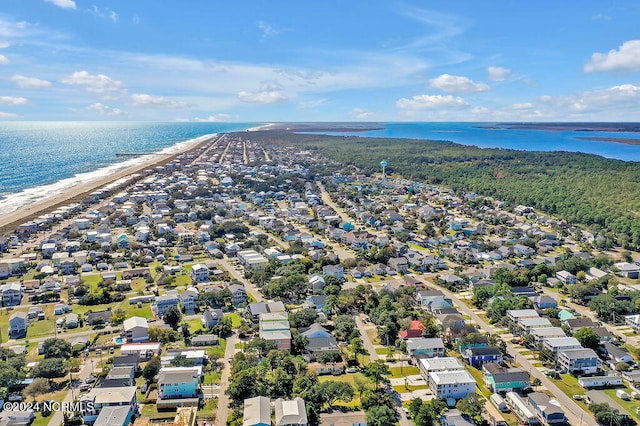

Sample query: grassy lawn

[465,365,492,398]
[186,318,204,334]
[603,387,640,421]
[393,384,429,393]
[388,366,420,378]
[365,327,381,345]
[225,312,244,328]
[204,370,222,385]
[117,300,153,319]
[174,274,193,287]
[376,347,390,355]
[549,374,584,398]
[318,373,371,409]
[198,399,218,419]
[206,337,227,360]
[71,302,114,316]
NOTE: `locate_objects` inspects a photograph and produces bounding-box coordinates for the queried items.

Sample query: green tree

[573,327,601,351]
[319,381,354,408]
[246,337,278,357]
[163,306,182,330]
[143,356,161,382]
[289,309,319,329]
[42,338,72,359]
[363,360,390,387]
[456,393,485,424]
[365,405,397,426]
[24,378,50,401]
[31,358,67,379]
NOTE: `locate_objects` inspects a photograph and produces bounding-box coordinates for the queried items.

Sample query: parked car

[79,384,91,392]
[573,394,585,401]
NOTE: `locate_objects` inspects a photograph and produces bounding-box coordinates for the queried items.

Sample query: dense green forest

[246,130,640,250]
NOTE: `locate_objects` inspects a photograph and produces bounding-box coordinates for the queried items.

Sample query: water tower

[380,160,388,180]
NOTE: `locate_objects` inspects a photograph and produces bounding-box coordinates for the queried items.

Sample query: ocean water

[0,122,255,215]
[315,122,640,162]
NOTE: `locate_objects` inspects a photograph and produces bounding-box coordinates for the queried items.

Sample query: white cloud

[396,94,467,110]
[257,21,280,40]
[44,0,76,9]
[592,14,611,21]
[429,74,489,93]
[87,102,127,116]
[0,42,9,49]
[0,112,17,119]
[0,54,7,64]
[131,93,187,108]
[349,108,375,119]
[61,71,123,93]
[89,6,118,23]
[487,66,512,82]
[238,83,288,104]
[585,40,640,72]
[0,96,28,105]
[194,113,232,122]
[11,75,52,89]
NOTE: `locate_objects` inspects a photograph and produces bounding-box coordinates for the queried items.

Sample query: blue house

[305,295,328,311]
[462,346,503,367]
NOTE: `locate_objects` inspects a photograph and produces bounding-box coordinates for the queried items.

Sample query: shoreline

[576,136,640,146]
[0,134,218,234]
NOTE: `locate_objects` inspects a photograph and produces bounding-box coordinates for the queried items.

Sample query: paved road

[355,315,412,426]
[48,356,95,426]
[2,325,118,348]
[422,279,598,426]
[218,258,264,303]
[215,334,238,426]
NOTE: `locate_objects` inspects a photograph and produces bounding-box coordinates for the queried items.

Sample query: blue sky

[1,1,640,121]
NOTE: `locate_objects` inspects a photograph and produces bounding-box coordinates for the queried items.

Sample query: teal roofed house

[558,309,575,321]
[482,363,530,393]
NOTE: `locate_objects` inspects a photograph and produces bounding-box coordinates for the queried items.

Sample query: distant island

[483,122,640,133]
[577,136,640,145]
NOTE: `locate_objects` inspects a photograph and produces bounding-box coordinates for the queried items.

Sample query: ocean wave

[0,133,215,216]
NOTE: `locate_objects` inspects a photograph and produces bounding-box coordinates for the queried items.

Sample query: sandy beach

[0,134,218,235]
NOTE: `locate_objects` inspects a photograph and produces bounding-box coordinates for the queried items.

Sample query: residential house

[418,357,464,380]
[482,363,529,393]
[517,317,552,334]
[202,308,224,329]
[388,257,408,274]
[614,262,640,279]
[80,386,137,425]
[123,316,149,343]
[93,406,131,426]
[399,320,426,340]
[556,270,577,285]
[308,362,345,376]
[191,263,210,283]
[462,346,503,367]
[180,289,199,314]
[322,265,344,280]
[228,284,248,306]
[531,295,558,310]
[406,338,445,359]
[243,396,271,426]
[578,374,623,388]
[65,313,79,329]
[530,327,567,345]
[543,337,582,355]
[9,311,28,338]
[441,409,474,426]
[1,282,22,307]
[565,318,597,334]
[558,348,601,374]
[428,370,476,401]
[527,392,565,425]
[153,290,180,317]
[275,397,307,426]
[300,324,339,361]
[86,310,112,326]
[191,334,219,346]
[506,309,539,323]
[158,369,200,400]
[601,342,634,364]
